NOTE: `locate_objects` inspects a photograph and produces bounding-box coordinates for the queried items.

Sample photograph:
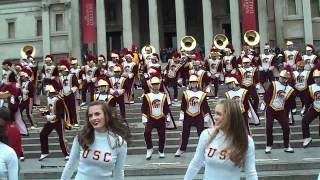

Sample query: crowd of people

[0,39,320,179]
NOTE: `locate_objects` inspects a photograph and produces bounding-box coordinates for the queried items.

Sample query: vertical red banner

[241,0,257,32]
[82,0,97,44]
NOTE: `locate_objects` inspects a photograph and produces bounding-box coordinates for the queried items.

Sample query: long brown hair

[78,101,130,150]
[206,99,248,167]
[0,107,12,144]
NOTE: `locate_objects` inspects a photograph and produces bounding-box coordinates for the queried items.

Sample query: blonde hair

[206,99,248,167]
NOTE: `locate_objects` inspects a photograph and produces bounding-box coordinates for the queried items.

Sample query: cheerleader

[61,101,129,180]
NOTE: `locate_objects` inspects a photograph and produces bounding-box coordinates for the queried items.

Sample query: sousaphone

[180,36,197,52]
[213,34,229,50]
[21,45,36,59]
[244,30,260,47]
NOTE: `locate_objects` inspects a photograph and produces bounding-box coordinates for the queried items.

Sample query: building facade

[0,0,319,65]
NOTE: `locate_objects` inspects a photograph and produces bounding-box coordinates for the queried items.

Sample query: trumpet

[244,30,260,47]
[213,34,229,50]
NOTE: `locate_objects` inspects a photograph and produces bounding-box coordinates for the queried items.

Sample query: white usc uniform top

[109,77,126,96]
[259,54,275,71]
[225,88,248,113]
[84,65,97,82]
[144,92,166,119]
[167,59,182,78]
[293,70,310,91]
[207,58,221,76]
[269,81,294,111]
[94,93,114,103]
[223,55,235,71]
[283,50,299,67]
[239,67,256,87]
[183,90,206,117]
[61,132,127,180]
[184,129,257,180]
[309,84,320,112]
[61,74,74,95]
[43,64,56,79]
[21,80,31,101]
[303,54,317,71]
[122,61,136,79]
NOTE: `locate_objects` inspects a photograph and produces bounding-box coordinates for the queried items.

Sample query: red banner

[241,0,257,32]
[82,0,96,44]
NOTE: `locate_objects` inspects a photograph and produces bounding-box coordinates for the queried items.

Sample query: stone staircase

[18,86,320,180]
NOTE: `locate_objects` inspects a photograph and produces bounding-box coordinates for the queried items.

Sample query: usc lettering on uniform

[207,148,228,160]
[82,149,112,163]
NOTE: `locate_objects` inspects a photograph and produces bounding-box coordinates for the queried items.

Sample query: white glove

[91,77,97,83]
[205,86,211,93]
[78,79,82,84]
[71,87,77,93]
[177,78,183,85]
[258,66,263,71]
[204,114,210,123]
[10,97,15,104]
[46,115,56,121]
[50,76,55,80]
[179,111,184,121]
[144,73,149,78]
[260,102,266,111]
[142,115,148,123]
[22,89,29,94]
[166,114,171,122]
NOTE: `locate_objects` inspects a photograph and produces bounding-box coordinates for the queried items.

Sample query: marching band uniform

[205,48,223,98]
[303,44,318,71]
[301,69,320,148]
[224,76,250,132]
[122,51,139,103]
[175,75,211,157]
[165,52,184,101]
[94,79,116,107]
[282,41,302,69]
[141,77,172,160]
[26,55,40,105]
[238,43,254,65]
[109,66,127,120]
[238,57,260,117]
[189,60,211,93]
[82,56,100,105]
[39,85,70,161]
[41,55,60,90]
[59,60,79,126]
[263,68,296,153]
[293,61,312,113]
[19,68,36,128]
[222,44,238,77]
[258,44,276,85]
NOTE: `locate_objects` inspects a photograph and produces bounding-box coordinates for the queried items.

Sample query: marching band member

[282,41,302,69]
[141,76,172,160]
[164,52,184,101]
[59,60,79,127]
[189,60,211,93]
[94,79,116,116]
[19,68,37,129]
[70,57,83,123]
[1,60,16,86]
[97,54,107,69]
[258,44,276,87]
[25,55,41,106]
[146,53,162,74]
[122,51,139,104]
[81,56,99,106]
[224,75,251,132]
[222,44,238,77]
[39,85,70,161]
[262,66,296,153]
[205,47,223,99]
[303,44,318,71]
[41,54,60,90]
[238,43,254,65]
[175,75,211,157]
[107,50,121,77]
[109,66,127,120]
[301,68,320,148]
[293,61,312,114]
[238,56,260,119]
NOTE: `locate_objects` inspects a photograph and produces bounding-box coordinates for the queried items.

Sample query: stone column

[148,0,160,53]
[202,0,213,57]
[122,0,133,48]
[302,0,313,44]
[229,0,241,55]
[96,0,107,56]
[258,0,268,52]
[175,0,186,51]
[42,2,51,57]
[274,0,284,48]
[70,0,82,63]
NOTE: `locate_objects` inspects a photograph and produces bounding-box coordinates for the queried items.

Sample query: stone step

[22,122,319,139]
[18,158,320,180]
[22,131,320,146]
[21,139,320,158]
